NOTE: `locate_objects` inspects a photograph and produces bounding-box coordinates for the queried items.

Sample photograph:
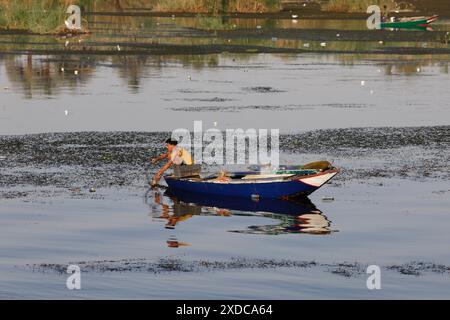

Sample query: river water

[0,14,449,299]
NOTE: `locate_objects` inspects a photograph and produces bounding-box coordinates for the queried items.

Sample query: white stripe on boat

[241,173,294,180]
[298,171,338,187]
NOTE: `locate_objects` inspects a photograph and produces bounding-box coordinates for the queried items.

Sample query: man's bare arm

[154,160,173,184]
[151,152,169,164]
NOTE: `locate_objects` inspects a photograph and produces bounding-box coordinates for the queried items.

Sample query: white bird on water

[65,40,69,47]
[65,110,69,116]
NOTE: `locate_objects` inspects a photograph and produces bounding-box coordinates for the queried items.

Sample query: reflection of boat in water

[147,188,335,236]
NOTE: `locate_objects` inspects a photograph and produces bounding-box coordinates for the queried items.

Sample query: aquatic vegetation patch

[0,190,29,199]
[387,262,450,276]
[0,126,448,199]
[170,104,301,112]
[28,257,318,274]
[432,189,450,195]
[323,262,367,278]
[28,257,450,279]
[281,126,450,152]
[323,103,367,109]
[164,96,236,102]
[243,86,284,93]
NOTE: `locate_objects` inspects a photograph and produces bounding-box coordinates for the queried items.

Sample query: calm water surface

[1,53,449,134]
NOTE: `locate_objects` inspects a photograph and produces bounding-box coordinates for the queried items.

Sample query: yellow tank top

[170,147,193,165]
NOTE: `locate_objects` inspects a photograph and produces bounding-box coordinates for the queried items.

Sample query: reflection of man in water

[164,205,193,229]
[151,193,191,247]
[153,191,194,229]
[151,138,193,185]
[167,237,190,248]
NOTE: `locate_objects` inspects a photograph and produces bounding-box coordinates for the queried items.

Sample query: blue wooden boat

[164,163,338,199]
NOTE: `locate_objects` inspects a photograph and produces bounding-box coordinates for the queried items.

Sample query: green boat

[381,15,438,29]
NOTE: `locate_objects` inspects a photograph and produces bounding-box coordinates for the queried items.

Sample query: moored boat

[381,15,438,29]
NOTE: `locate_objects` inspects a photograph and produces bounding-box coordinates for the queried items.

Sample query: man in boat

[151,138,193,186]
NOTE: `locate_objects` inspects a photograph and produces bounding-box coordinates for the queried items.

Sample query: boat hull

[381,19,428,28]
[165,170,338,199]
[381,15,438,29]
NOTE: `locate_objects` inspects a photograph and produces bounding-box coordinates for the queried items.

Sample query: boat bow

[296,170,339,188]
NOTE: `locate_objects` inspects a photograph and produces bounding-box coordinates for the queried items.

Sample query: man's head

[165,138,178,152]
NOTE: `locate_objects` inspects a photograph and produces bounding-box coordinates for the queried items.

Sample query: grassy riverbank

[0,0,279,32]
[0,0,443,34]
[0,0,68,33]
[152,0,279,13]
[322,0,396,13]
